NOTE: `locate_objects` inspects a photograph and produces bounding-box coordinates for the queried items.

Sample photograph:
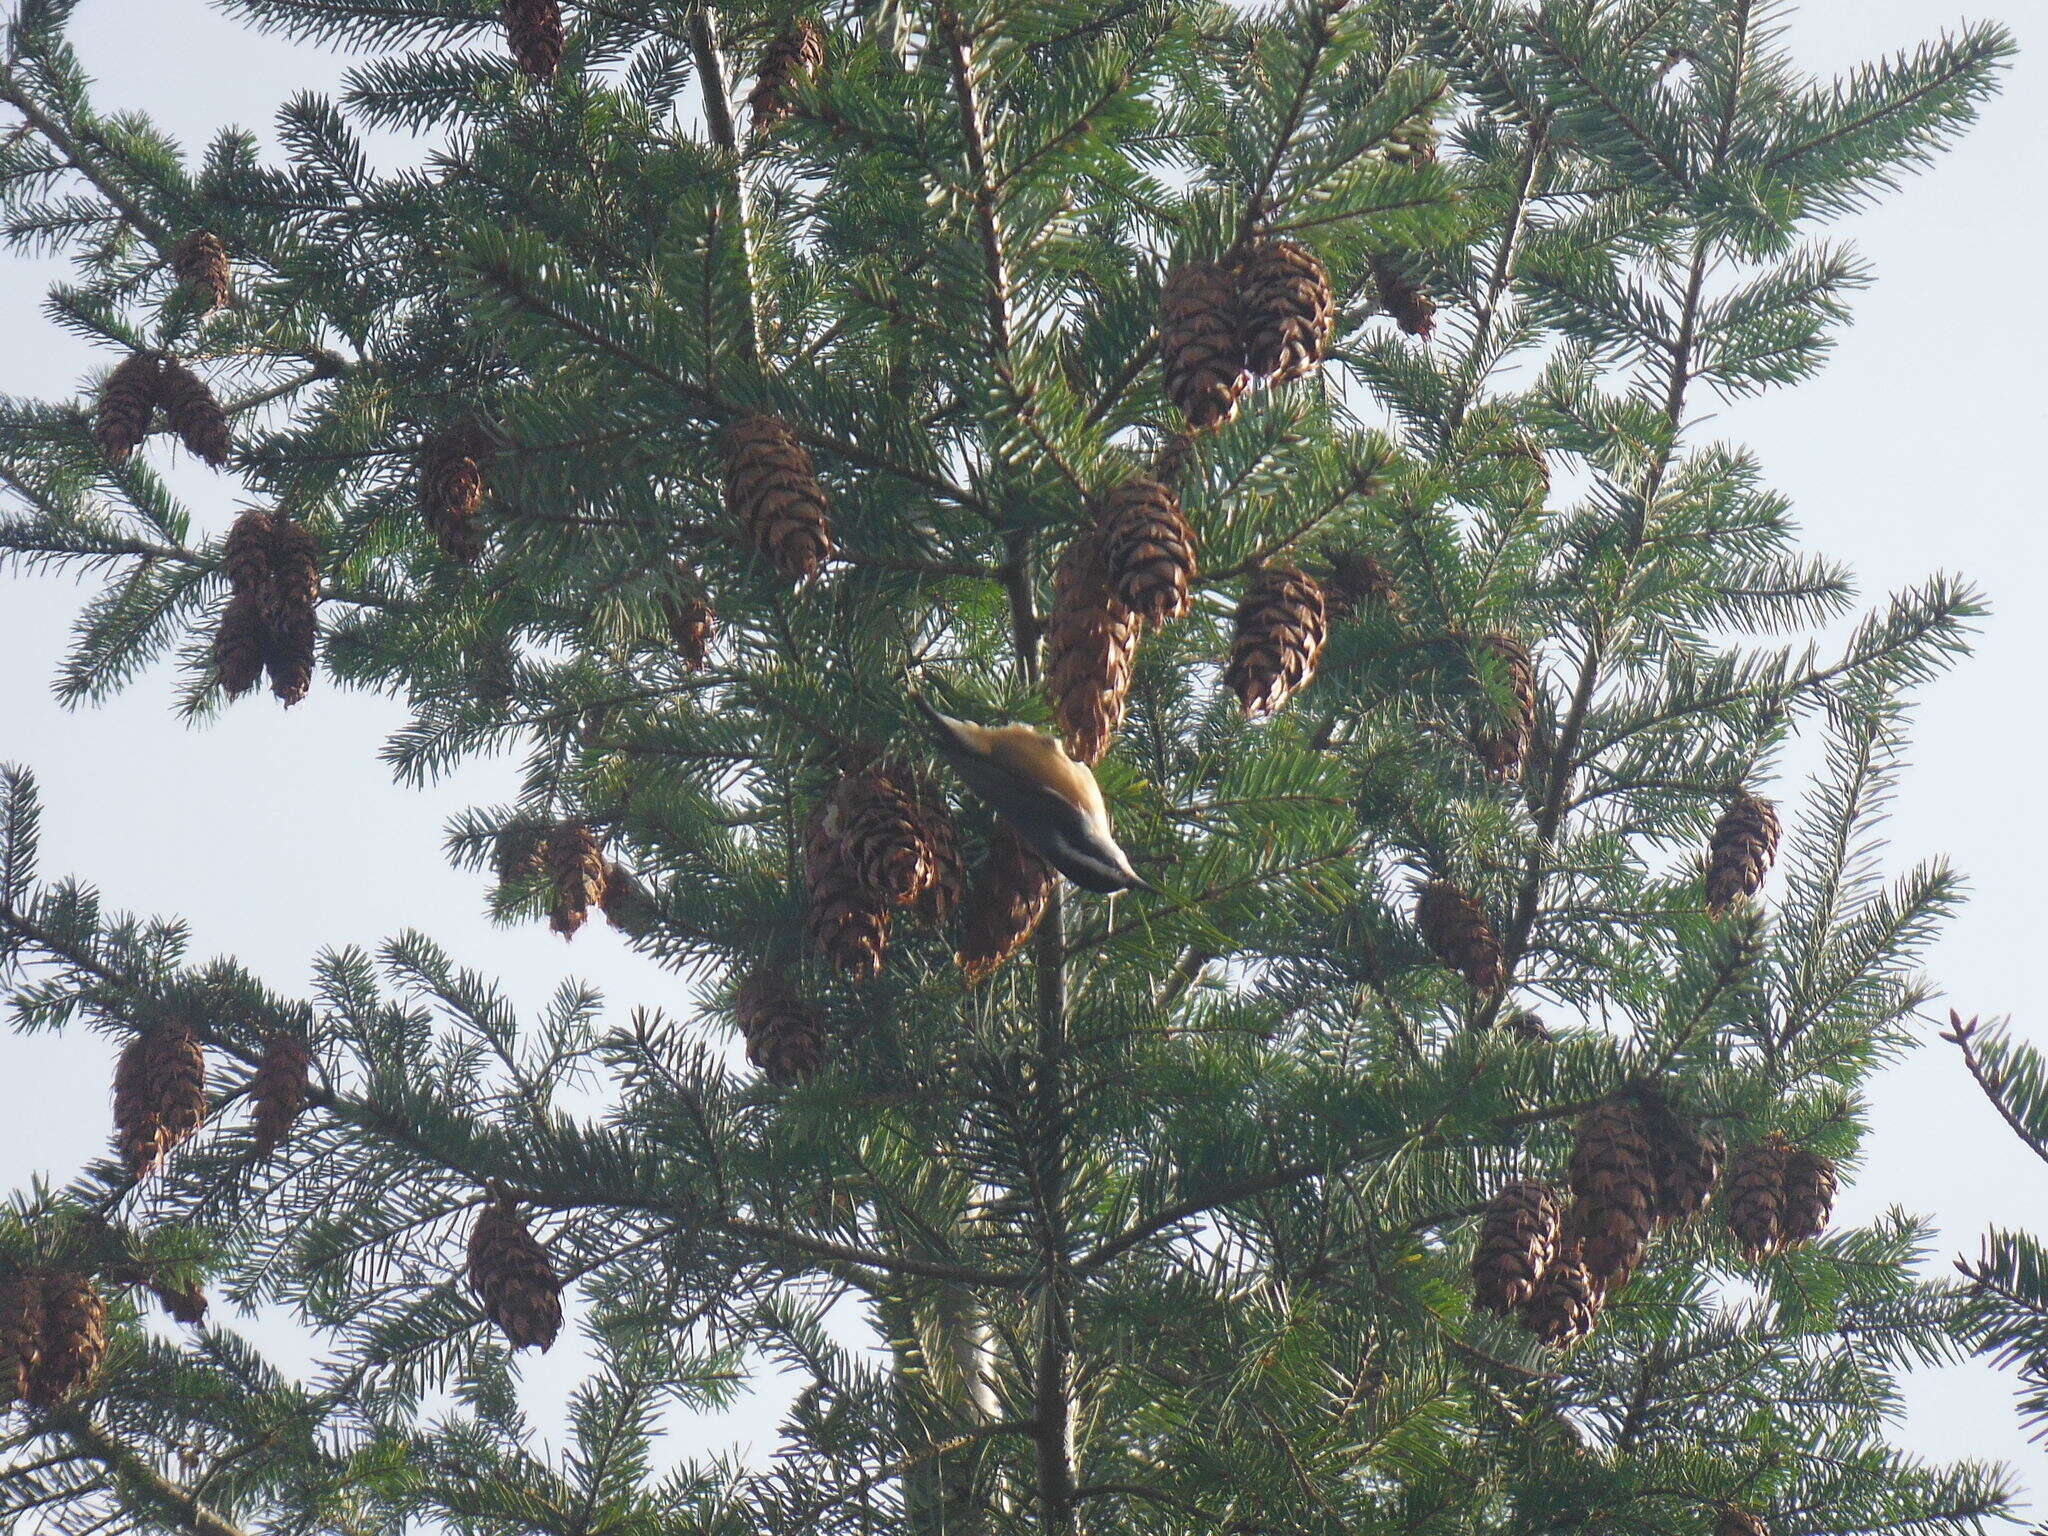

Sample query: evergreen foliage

[0,0,2020,1531]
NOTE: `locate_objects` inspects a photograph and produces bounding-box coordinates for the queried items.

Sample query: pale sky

[1,0,2043,1509]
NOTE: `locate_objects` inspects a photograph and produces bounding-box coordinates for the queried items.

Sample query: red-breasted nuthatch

[912,695,1154,894]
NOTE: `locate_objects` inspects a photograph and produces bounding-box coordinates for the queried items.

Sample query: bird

[911,694,1155,894]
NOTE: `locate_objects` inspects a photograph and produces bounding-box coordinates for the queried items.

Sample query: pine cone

[171,230,232,313]
[493,821,548,888]
[420,427,490,565]
[1567,1098,1659,1287]
[1470,632,1537,781]
[1500,1008,1553,1042]
[1098,478,1197,624]
[957,825,1056,982]
[157,355,231,467]
[503,0,565,81]
[1716,1509,1770,1536]
[1239,238,1333,384]
[1636,1089,1722,1224]
[724,414,834,582]
[94,351,161,465]
[150,1278,208,1326]
[262,516,320,706]
[1369,255,1435,338]
[1779,1147,1836,1248]
[215,589,269,698]
[25,1274,105,1407]
[735,964,828,1085]
[0,1272,43,1405]
[1724,1135,1789,1261]
[1471,1181,1561,1315]
[595,861,658,935]
[222,509,275,596]
[111,1020,208,1179]
[832,767,936,908]
[1705,792,1780,917]
[1225,565,1327,718]
[748,19,826,133]
[1322,548,1401,622]
[1415,878,1503,991]
[1518,1240,1601,1348]
[1159,261,1246,431]
[249,1033,311,1156]
[544,822,606,938]
[1045,530,1140,765]
[803,811,891,981]
[466,1188,562,1351]
[658,564,716,671]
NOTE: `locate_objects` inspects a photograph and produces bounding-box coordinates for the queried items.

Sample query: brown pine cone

[1471,1181,1561,1315]
[94,351,162,465]
[724,414,834,582]
[1518,1240,1601,1348]
[803,811,891,981]
[1779,1147,1837,1248]
[157,355,232,467]
[26,1274,105,1407]
[1724,1135,1790,1261]
[1717,1509,1769,1536]
[956,825,1056,982]
[466,1188,562,1351]
[504,0,566,81]
[1470,632,1537,781]
[1322,548,1402,622]
[1045,530,1140,765]
[171,230,232,313]
[1415,878,1503,991]
[216,589,269,698]
[1159,261,1247,431]
[735,964,828,1085]
[544,822,606,938]
[111,1019,208,1179]
[1239,238,1334,385]
[249,1033,312,1156]
[1500,1008,1553,1042]
[1369,255,1436,338]
[595,862,659,936]
[1705,792,1780,917]
[0,1273,43,1404]
[1567,1097,1659,1287]
[150,1278,208,1326]
[1098,478,1197,624]
[1636,1088,1723,1224]
[221,509,275,596]
[493,821,549,888]
[420,427,490,565]
[1225,565,1327,718]
[748,19,826,133]
[658,564,716,671]
[832,767,936,909]
[262,516,321,705]
[903,774,965,926]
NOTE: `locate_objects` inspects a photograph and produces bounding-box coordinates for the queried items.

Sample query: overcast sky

[1,0,2043,1508]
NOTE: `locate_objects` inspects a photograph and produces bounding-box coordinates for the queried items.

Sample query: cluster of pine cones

[1472,1084,1835,1348]
[0,1270,107,1410]
[495,820,650,939]
[111,1019,312,1181]
[1159,237,1334,435]
[215,509,321,705]
[91,347,231,469]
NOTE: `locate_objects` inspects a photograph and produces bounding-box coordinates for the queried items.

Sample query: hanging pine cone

[25,1274,105,1408]
[222,508,274,595]
[1225,565,1327,718]
[1159,261,1246,431]
[735,964,828,1085]
[112,1019,208,1179]
[1500,1008,1553,1042]
[503,0,565,81]
[215,590,268,698]
[747,19,826,133]
[803,811,891,981]
[1322,548,1402,622]
[94,351,161,465]
[1705,792,1780,917]
[1470,632,1537,781]
[157,355,232,467]
[420,427,490,565]
[1716,1508,1769,1536]
[1369,255,1436,338]
[262,515,320,705]
[1724,1135,1789,1261]
[544,822,606,938]
[899,773,965,926]
[1779,1147,1837,1249]
[466,1187,562,1351]
[832,767,936,908]
[956,825,1056,983]
[658,563,717,671]
[0,1273,42,1405]
[1519,1240,1601,1348]
[1636,1088,1723,1224]
[249,1033,311,1156]
[1098,478,1197,624]
[171,230,232,313]
[1239,238,1334,385]
[1471,1181,1561,1315]
[1414,878,1503,991]
[493,821,548,888]
[1567,1097,1659,1287]
[1045,530,1140,765]
[724,414,834,582]
[150,1277,207,1326]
